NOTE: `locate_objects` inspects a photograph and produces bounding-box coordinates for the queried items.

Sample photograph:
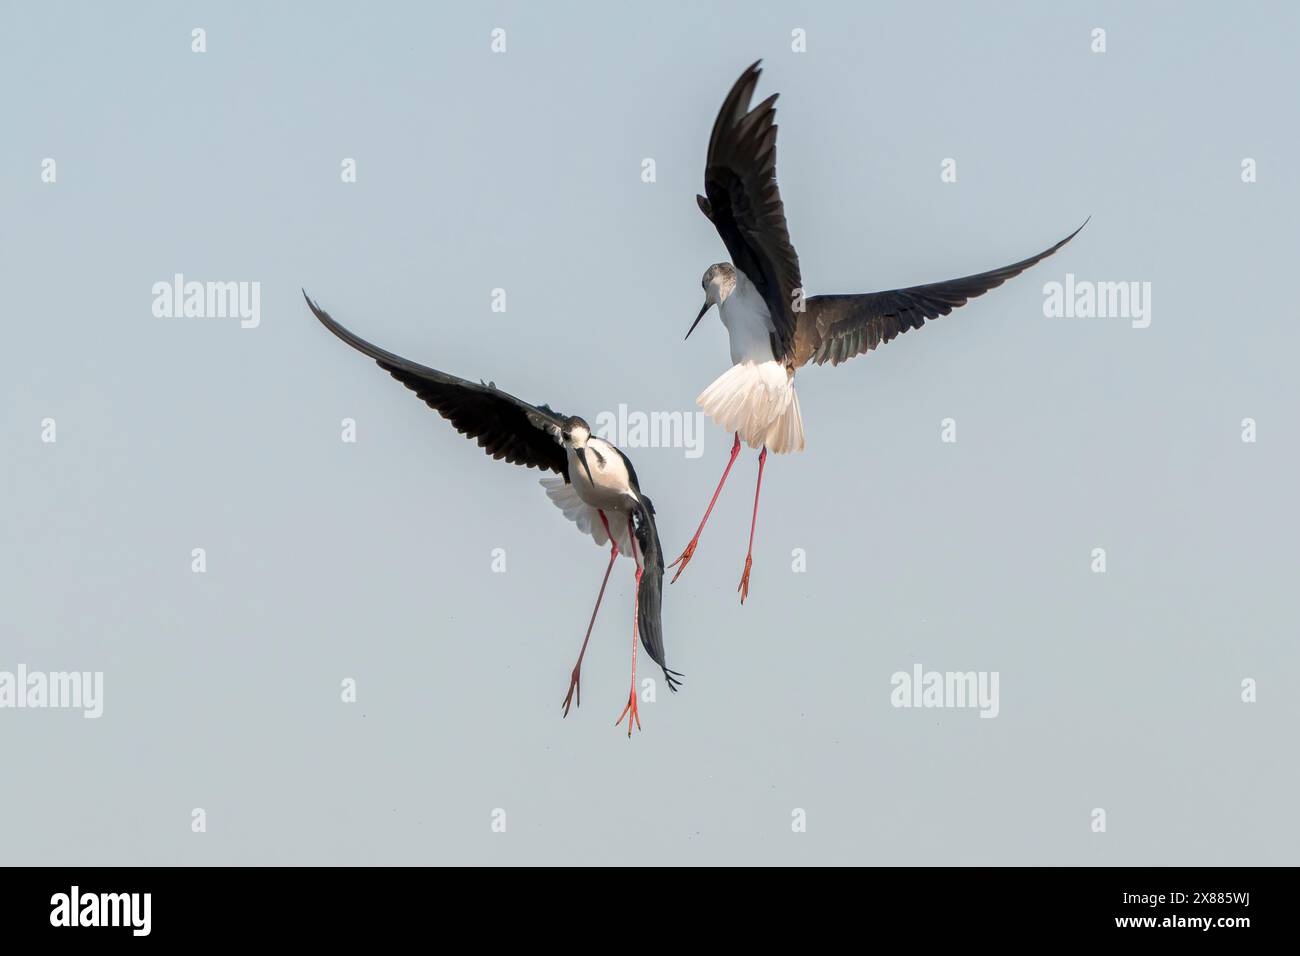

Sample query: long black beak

[575,447,595,484]
[685,301,711,340]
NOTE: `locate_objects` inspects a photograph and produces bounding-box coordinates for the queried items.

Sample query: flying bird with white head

[304,293,681,736]
[673,61,1087,602]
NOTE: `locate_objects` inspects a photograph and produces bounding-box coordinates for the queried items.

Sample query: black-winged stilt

[672,61,1086,602]
[304,293,681,735]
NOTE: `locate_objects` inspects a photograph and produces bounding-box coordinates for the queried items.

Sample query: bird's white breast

[566,437,635,513]
[718,270,777,365]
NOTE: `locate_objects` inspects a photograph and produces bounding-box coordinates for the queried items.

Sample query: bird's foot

[615,684,641,737]
[737,555,753,604]
[561,665,582,718]
[668,539,698,584]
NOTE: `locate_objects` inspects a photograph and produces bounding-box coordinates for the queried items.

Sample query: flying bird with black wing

[674,60,1087,602]
[304,293,681,736]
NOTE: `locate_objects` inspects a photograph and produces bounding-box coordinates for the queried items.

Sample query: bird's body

[543,436,642,556]
[673,60,1086,601]
[566,436,638,514]
[303,293,679,733]
[696,263,804,454]
[716,266,776,366]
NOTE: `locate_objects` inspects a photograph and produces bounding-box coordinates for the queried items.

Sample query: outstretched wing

[631,496,682,693]
[305,292,570,477]
[699,60,803,364]
[793,221,1087,368]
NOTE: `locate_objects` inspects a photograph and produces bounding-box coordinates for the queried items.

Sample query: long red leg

[562,511,617,717]
[737,446,767,604]
[668,431,742,583]
[616,567,644,737]
[616,517,643,736]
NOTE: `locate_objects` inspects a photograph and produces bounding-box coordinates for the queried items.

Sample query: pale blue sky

[1,1,1296,864]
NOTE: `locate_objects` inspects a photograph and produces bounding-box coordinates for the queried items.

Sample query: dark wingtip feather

[1046,216,1090,254]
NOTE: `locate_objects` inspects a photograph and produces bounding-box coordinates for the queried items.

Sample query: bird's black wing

[305,292,570,477]
[609,445,643,497]
[632,496,681,693]
[795,221,1087,368]
[699,60,803,364]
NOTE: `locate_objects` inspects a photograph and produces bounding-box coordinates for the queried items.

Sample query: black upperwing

[699,60,804,364]
[304,292,570,478]
[796,221,1088,368]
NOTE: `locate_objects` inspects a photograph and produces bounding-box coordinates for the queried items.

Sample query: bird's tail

[631,496,682,693]
[697,361,805,454]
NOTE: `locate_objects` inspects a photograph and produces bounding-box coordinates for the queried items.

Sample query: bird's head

[561,416,591,449]
[686,263,736,339]
[562,416,596,484]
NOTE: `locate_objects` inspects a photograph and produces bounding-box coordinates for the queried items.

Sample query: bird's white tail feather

[697,361,805,454]
[540,477,633,553]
